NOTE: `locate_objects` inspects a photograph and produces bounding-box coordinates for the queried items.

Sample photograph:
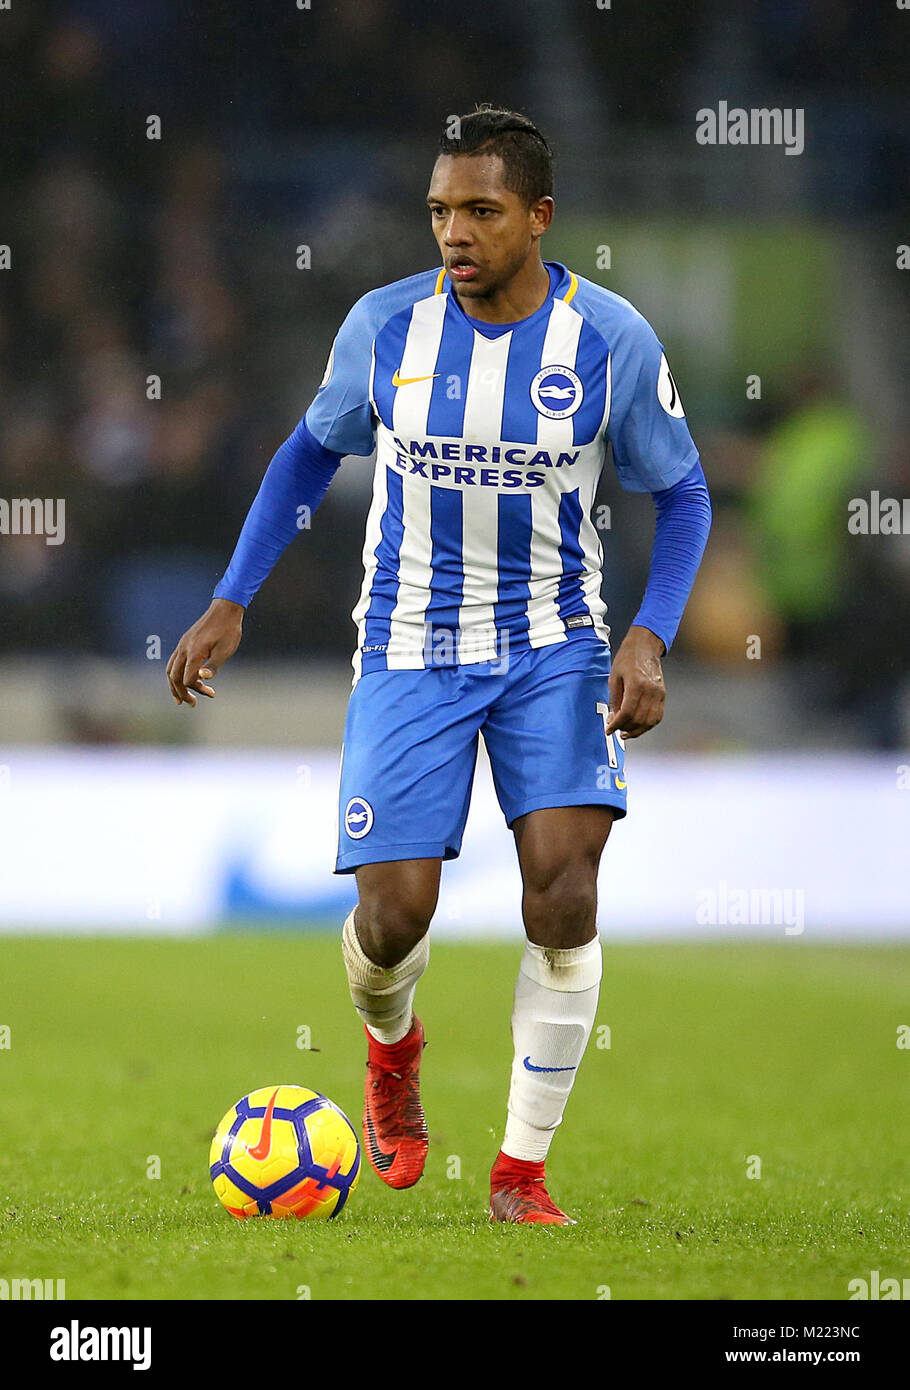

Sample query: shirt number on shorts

[595,701,623,769]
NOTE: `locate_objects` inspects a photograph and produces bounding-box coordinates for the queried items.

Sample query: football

[209,1084,361,1219]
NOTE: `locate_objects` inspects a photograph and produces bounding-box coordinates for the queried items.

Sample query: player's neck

[455,254,551,326]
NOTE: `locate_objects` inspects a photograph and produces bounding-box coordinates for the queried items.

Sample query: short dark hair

[438,105,554,205]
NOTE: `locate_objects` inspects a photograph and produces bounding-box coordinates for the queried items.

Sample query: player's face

[427,154,552,299]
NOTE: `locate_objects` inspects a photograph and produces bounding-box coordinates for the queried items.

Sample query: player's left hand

[605,625,666,739]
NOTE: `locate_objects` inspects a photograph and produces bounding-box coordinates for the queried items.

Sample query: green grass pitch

[1,934,908,1301]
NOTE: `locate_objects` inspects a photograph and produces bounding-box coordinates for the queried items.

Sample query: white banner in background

[0,748,907,937]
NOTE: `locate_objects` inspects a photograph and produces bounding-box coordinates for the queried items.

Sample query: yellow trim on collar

[435,265,576,300]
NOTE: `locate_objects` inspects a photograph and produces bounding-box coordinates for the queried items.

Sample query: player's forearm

[214,418,343,607]
[631,460,712,652]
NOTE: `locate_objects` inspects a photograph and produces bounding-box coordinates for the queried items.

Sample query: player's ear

[530,196,554,238]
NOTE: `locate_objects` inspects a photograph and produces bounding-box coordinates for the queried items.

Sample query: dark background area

[1,0,908,743]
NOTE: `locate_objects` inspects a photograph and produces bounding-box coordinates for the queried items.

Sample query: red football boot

[362,1016,428,1189]
[489,1150,576,1225]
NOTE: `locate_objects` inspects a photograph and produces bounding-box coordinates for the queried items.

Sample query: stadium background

[1,0,908,935]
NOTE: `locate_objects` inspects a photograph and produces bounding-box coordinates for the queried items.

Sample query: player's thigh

[336,667,482,875]
[514,804,615,896]
[482,636,628,828]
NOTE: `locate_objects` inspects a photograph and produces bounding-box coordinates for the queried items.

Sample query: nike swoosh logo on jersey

[364,1109,396,1172]
[392,370,440,387]
[522,1056,577,1073]
[246,1087,279,1160]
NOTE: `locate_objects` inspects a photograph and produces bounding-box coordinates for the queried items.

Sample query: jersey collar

[440,261,576,336]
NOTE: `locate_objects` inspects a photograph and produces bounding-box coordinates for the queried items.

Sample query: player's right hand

[166,598,245,707]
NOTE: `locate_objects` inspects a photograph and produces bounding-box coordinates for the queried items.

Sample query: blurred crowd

[1,1,908,743]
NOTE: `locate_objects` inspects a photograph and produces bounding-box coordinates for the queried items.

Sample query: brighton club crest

[530,365,584,420]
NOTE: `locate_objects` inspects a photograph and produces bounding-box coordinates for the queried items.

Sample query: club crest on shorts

[530,365,584,419]
[344,797,374,839]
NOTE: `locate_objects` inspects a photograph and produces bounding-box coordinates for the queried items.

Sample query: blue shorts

[335,634,627,873]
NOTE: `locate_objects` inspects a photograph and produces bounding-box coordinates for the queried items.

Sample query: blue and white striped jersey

[305,262,699,678]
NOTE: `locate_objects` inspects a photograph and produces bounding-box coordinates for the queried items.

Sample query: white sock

[341,910,429,1045]
[501,937,602,1163]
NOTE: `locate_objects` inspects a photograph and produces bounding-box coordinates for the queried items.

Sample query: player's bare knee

[354,897,432,968]
[521,864,598,945]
